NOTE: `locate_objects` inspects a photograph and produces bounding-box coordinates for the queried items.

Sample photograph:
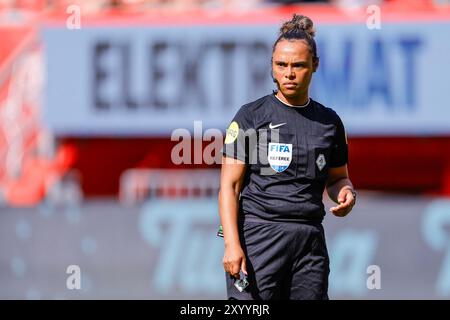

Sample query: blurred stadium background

[1,0,450,299]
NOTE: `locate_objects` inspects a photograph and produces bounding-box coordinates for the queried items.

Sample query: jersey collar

[272,92,311,109]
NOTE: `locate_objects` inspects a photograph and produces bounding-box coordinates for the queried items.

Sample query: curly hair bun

[279,14,315,38]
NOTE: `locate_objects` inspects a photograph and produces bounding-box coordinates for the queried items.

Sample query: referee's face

[272,39,318,104]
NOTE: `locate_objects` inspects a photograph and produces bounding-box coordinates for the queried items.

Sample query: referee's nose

[286,66,295,79]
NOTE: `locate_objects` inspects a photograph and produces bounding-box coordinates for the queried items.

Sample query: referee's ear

[313,57,319,73]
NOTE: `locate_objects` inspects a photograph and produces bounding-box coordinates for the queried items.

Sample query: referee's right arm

[219,155,248,279]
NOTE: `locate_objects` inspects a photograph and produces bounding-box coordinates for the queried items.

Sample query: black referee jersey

[221,92,348,223]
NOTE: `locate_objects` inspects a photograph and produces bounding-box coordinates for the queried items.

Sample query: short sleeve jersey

[222,93,348,223]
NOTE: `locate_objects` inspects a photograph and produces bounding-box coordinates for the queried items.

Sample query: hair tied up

[279,14,315,38]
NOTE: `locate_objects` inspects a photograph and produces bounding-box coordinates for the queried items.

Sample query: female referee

[218,14,356,300]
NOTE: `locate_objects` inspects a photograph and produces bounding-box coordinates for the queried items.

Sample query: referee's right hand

[223,243,248,279]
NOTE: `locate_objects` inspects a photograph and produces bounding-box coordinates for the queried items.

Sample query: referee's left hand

[330,188,355,217]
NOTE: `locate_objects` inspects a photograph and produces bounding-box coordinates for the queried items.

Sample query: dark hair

[272,14,318,61]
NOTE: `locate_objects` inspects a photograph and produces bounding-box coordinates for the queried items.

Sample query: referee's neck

[274,92,310,108]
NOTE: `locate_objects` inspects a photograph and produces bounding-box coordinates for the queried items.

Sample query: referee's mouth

[283,82,297,89]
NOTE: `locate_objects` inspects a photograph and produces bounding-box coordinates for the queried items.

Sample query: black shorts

[225,217,330,300]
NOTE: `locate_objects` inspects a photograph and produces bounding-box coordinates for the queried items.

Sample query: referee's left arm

[326,165,356,217]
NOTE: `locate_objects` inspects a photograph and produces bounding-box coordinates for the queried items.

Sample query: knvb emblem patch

[268,143,292,173]
[316,154,326,171]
